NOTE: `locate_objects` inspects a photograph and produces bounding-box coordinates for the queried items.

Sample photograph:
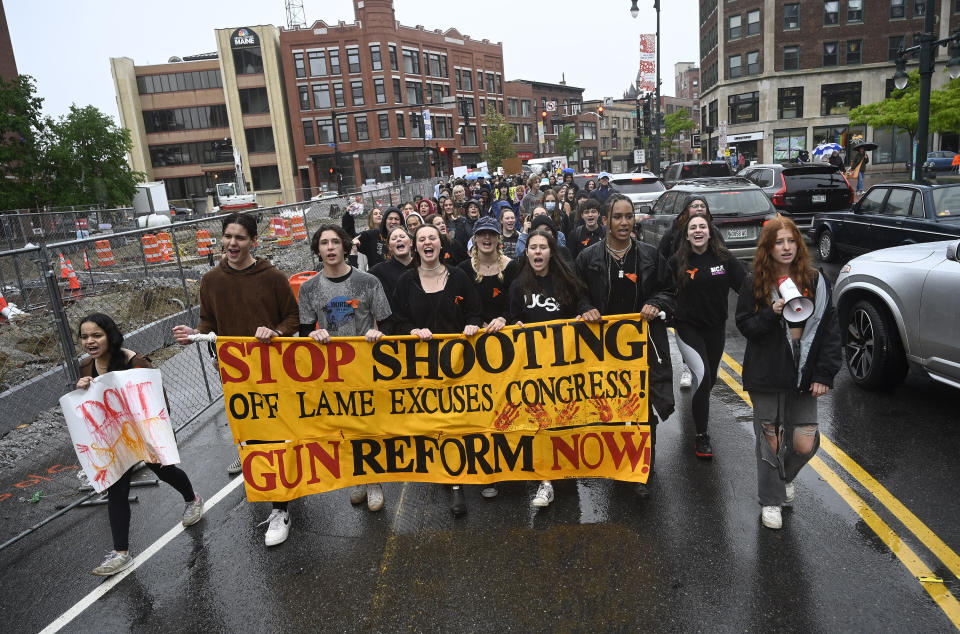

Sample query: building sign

[517,152,534,160]
[231,28,260,49]
[728,131,764,143]
[638,34,657,93]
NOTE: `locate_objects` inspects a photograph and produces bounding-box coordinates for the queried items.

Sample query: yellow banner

[217,315,651,500]
[239,425,652,502]
[218,315,650,441]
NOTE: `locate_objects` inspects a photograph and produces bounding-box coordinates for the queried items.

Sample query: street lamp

[891,11,960,182]
[631,1,661,174]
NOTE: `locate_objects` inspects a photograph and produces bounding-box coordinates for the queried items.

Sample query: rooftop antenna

[285,0,306,29]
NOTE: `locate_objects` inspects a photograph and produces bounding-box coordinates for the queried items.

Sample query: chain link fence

[0,178,437,437]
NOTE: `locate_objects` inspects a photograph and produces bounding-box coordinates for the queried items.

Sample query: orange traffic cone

[0,291,8,319]
[66,259,81,298]
[58,253,70,279]
[82,251,91,271]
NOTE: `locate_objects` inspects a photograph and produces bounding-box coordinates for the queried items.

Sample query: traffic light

[597,104,605,118]
[328,167,335,175]
[540,110,548,121]
[439,146,446,154]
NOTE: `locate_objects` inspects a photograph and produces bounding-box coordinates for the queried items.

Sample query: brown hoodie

[198,257,299,337]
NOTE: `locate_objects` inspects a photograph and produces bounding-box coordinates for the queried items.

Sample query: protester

[828,151,844,170]
[589,172,617,206]
[416,198,435,217]
[735,217,841,529]
[561,186,578,227]
[584,179,597,193]
[575,194,677,498]
[392,224,483,516]
[77,313,202,576]
[567,199,604,260]
[173,213,299,546]
[298,224,392,511]
[354,206,404,269]
[520,175,543,217]
[426,212,468,265]
[561,172,579,194]
[455,199,482,248]
[517,210,570,261]
[509,230,600,508]
[499,208,520,258]
[670,213,745,458]
[406,212,424,232]
[369,226,415,320]
[366,207,383,230]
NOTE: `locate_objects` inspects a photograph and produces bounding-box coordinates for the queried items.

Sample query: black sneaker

[450,486,467,516]
[634,482,650,499]
[694,434,713,459]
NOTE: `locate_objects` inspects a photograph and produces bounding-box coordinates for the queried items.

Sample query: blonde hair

[469,239,506,283]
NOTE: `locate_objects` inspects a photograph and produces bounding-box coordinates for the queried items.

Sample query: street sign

[422,109,433,141]
[691,134,701,148]
[634,149,646,164]
[545,100,557,112]
[380,166,392,174]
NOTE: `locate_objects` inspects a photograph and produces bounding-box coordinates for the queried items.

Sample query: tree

[480,110,515,170]
[0,75,48,210]
[44,105,144,207]
[555,125,579,162]
[848,71,920,161]
[663,108,696,162]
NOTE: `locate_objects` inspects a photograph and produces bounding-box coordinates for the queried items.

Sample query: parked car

[925,151,959,173]
[739,163,853,231]
[572,173,600,190]
[636,177,777,258]
[809,182,960,262]
[661,161,733,189]
[833,239,960,390]
[608,172,666,212]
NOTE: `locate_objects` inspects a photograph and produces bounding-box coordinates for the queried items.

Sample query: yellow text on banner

[238,425,653,502]
[217,315,650,443]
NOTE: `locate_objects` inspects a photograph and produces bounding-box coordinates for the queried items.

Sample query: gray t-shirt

[298,267,391,335]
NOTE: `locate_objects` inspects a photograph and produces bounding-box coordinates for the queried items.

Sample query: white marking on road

[39,475,246,634]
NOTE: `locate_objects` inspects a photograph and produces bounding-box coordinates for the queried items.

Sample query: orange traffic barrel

[291,215,308,241]
[196,229,212,256]
[95,240,115,266]
[142,234,161,263]
[289,271,318,301]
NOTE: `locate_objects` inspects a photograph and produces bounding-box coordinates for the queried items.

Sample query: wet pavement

[3,268,960,632]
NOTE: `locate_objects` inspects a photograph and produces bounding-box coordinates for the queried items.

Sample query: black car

[637,177,777,258]
[662,161,733,189]
[810,182,960,262]
[739,163,854,231]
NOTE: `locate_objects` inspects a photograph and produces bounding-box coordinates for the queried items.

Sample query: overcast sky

[6,0,699,122]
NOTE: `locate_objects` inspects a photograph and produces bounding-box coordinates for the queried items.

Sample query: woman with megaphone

[735,217,841,530]
[670,210,746,460]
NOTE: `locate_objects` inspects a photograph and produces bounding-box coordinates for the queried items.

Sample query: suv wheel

[817,229,837,262]
[843,300,907,389]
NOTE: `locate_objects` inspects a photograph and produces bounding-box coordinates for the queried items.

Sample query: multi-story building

[699,0,960,170]
[584,99,638,173]
[662,95,698,162]
[112,25,299,206]
[504,79,584,163]
[279,0,504,196]
[0,1,17,83]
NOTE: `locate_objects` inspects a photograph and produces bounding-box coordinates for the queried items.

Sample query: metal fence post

[170,227,214,403]
[41,246,79,387]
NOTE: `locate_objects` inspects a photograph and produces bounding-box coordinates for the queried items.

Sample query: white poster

[60,369,179,493]
[453,165,469,178]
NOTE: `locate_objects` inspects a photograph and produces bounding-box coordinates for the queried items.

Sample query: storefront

[727,131,764,164]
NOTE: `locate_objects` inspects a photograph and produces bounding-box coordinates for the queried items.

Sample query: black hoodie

[356,207,403,268]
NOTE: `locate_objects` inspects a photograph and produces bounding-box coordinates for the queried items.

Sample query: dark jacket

[575,237,677,421]
[735,271,842,393]
[589,185,618,206]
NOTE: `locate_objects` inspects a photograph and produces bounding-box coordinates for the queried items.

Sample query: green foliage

[0,75,48,209]
[663,108,697,140]
[45,105,144,207]
[0,75,144,210]
[480,110,516,170]
[555,125,579,160]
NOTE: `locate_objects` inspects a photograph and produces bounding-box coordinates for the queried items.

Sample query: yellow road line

[810,457,960,628]
[719,362,960,627]
[818,436,960,581]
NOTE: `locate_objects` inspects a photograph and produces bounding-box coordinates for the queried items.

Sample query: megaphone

[778,276,814,323]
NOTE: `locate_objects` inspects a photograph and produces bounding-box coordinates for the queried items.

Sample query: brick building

[583,99,638,173]
[0,0,17,82]
[503,79,585,164]
[112,25,299,206]
[699,0,960,168]
[279,0,505,196]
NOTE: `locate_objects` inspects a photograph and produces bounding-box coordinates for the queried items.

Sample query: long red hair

[751,216,815,311]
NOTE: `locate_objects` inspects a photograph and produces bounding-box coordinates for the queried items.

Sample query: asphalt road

[2,261,960,632]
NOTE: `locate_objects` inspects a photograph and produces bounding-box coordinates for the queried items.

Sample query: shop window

[820,82,861,115]
[727,91,759,124]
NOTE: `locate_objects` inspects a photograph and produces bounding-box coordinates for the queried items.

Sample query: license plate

[812,195,826,203]
[726,228,748,239]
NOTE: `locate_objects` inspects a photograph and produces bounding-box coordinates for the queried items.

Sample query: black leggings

[108,463,195,551]
[675,323,726,435]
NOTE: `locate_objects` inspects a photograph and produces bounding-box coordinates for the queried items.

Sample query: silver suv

[834,240,960,390]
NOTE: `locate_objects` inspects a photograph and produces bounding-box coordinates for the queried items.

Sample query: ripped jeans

[749,390,820,506]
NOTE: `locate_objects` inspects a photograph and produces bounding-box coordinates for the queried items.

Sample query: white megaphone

[777,276,814,323]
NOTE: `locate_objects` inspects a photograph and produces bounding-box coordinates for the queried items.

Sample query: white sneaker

[349,485,367,504]
[532,481,554,508]
[680,367,692,389]
[366,484,384,512]
[261,509,291,546]
[227,456,242,475]
[784,481,796,504]
[761,505,782,529]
